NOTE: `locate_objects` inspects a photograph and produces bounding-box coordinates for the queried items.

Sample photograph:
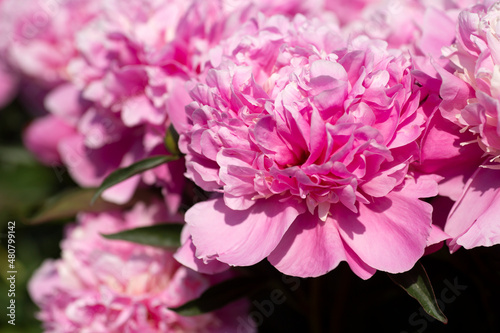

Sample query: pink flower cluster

[8,0,366,208]
[29,201,247,332]
[0,0,496,329]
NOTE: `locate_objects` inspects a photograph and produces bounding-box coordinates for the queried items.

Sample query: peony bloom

[20,0,326,207]
[341,0,480,52]
[24,0,194,206]
[322,0,381,26]
[176,14,440,279]
[441,2,500,158]
[426,2,500,251]
[28,201,249,333]
[0,0,99,86]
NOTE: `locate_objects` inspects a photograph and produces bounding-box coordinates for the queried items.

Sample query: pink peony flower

[175,14,439,279]
[322,0,381,26]
[341,0,480,52]
[21,0,322,207]
[17,0,193,206]
[0,0,99,86]
[29,201,250,333]
[425,2,500,251]
[441,2,500,157]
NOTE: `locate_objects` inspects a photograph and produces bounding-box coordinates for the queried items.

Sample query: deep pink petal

[420,109,483,174]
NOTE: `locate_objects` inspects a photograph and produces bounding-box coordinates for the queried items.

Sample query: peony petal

[23,115,77,165]
[434,61,472,122]
[420,109,483,173]
[174,234,229,275]
[342,241,376,280]
[44,83,86,126]
[455,195,500,249]
[335,190,432,273]
[187,196,305,267]
[101,175,141,205]
[121,94,164,127]
[268,212,346,278]
[254,115,297,166]
[418,7,456,60]
[446,166,500,252]
[165,77,192,134]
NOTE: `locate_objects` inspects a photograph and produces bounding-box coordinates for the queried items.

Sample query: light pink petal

[187,196,305,267]
[401,174,439,199]
[434,62,472,122]
[27,260,60,304]
[427,224,450,246]
[254,115,296,166]
[455,196,500,249]
[335,190,432,273]
[305,106,328,165]
[446,166,500,252]
[424,225,450,256]
[419,108,483,200]
[165,77,191,134]
[361,162,408,197]
[163,267,210,307]
[23,115,77,165]
[268,212,346,278]
[418,7,456,60]
[101,175,141,204]
[121,94,165,127]
[343,242,376,280]
[44,83,86,126]
[174,235,229,275]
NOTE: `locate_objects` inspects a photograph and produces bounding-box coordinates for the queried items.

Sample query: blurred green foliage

[0,99,69,332]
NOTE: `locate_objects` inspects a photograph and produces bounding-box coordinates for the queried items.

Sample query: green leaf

[30,188,125,224]
[91,155,178,204]
[102,223,184,248]
[389,262,448,323]
[170,277,265,316]
[164,125,180,156]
